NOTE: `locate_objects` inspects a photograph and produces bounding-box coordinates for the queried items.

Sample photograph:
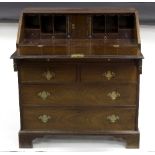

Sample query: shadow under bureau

[11,7,143,148]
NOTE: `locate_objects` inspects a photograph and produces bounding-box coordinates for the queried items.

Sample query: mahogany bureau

[11,8,143,148]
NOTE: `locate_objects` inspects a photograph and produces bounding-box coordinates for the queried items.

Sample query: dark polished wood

[22,107,136,131]
[21,83,137,106]
[19,130,140,148]
[20,63,76,83]
[11,7,143,148]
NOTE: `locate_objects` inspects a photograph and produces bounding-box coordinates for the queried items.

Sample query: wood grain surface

[22,107,136,131]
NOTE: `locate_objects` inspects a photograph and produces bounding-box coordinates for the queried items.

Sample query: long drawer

[21,84,137,106]
[22,107,136,131]
[81,62,137,83]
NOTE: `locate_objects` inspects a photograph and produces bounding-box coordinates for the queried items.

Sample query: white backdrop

[0,23,154,153]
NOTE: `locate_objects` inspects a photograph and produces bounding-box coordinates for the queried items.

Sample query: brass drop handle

[103,70,115,80]
[107,91,120,100]
[38,114,51,123]
[42,70,55,81]
[107,114,119,123]
[38,90,50,100]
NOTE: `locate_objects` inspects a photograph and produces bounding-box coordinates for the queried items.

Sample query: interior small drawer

[22,107,136,131]
[81,62,137,83]
[20,63,76,83]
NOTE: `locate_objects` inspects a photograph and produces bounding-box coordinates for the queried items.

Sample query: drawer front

[22,107,136,131]
[21,84,137,106]
[81,62,137,83]
[70,15,89,38]
[20,64,76,83]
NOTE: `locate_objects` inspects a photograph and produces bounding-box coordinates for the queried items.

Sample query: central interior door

[70,15,90,38]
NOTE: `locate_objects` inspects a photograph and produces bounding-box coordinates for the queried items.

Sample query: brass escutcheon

[37,44,44,48]
[113,44,120,48]
[71,54,85,58]
[72,24,75,30]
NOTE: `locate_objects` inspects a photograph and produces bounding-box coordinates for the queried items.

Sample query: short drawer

[21,83,137,106]
[22,107,136,131]
[20,63,76,83]
[81,62,137,83]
